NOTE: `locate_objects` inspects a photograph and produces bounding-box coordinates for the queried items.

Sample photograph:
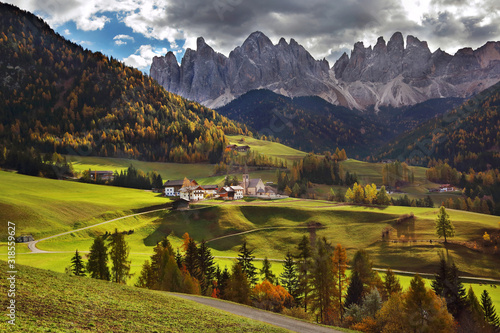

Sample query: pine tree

[184,237,200,281]
[351,249,374,294]
[481,290,500,328]
[345,271,364,308]
[71,249,86,276]
[86,236,110,280]
[175,248,183,269]
[198,240,216,296]
[431,257,466,318]
[108,229,131,283]
[310,237,337,324]
[256,256,275,282]
[225,263,251,305]
[280,250,299,301]
[383,268,402,299]
[296,235,312,311]
[435,206,455,243]
[216,266,230,299]
[237,241,258,285]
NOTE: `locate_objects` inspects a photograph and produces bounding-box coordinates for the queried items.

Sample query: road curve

[26,208,167,253]
[171,293,343,333]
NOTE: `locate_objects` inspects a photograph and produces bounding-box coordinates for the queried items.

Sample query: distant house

[163,179,198,196]
[172,198,190,210]
[241,173,276,196]
[218,185,244,200]
[439,184,455,192]
[90,170,114,181]
[180,185,205,201]
[226,144,250,152]
[16,235,34,243]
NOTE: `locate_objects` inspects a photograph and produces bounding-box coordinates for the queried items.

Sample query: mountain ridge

[151,31,500,110]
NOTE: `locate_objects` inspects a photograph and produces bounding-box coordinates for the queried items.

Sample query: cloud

[63,28,71,35]
[113,34,134,45]
[6,0,500,64]
[122,44,168,71]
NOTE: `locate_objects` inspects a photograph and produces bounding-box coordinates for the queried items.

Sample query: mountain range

[151,31,500,110]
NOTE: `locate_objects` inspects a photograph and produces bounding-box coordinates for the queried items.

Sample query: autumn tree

[435,206,455,243]
[71,250,86,276]
[332,243,349,321]
[86,235,110,280]
[252,280,293,312]
[108,228,131,283]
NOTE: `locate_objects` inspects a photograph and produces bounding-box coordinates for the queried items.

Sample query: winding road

[171,293,343,333]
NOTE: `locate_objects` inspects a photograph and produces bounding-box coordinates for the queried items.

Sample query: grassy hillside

[0,261,287,332]
[0,171,169,239]
[227,135,307,165]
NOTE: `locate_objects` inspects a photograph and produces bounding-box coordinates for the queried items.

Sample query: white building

[179,185,206,201]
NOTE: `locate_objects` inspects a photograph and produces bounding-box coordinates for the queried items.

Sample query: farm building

[179,185,205,201]
[163,179,198,196]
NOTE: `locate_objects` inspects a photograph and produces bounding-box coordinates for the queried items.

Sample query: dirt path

[171,293,342,333]
[27,208,167,253]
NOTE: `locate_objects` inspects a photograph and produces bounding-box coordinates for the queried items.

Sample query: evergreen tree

[184,238,200,281]
[280,251,299,301]
[86,236,110,280]
[216,266,230,299]
[431,257,466,318]
[260,257,276,284]
[296,235,312,311]
[465,286,491,332]
[376,185,391,205]
[225,263,251,305]
[351,249,375,294]
[237,241,258,285]
[175,248,183,269]
[481,290,500,328]
[135,260,153,288]
[310,237,337,324]
[435,206,455,243]
[198,240,216,296]
[71,249,86,276]
[383,268,402,299]
[108,229,131,284]
[345,271,364,308]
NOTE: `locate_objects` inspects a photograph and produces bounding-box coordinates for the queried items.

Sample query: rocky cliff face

[151,31,500,110]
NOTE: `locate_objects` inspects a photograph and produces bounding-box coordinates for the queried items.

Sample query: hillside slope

[376,80,500,171]
[0,261,287,332]
[0,3,247,163]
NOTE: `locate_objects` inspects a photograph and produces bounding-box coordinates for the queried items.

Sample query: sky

[6,0,500,73]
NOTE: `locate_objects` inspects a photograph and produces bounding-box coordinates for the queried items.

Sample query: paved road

[171,293,343,333]
[26,208,167,253]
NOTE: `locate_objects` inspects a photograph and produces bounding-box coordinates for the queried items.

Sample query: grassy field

[227,135,307,165]
[0,261,289,332]
[0,171,169,240]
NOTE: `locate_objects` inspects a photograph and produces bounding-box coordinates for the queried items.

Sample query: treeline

[81,165,163,190]
[376,80,500,172]
[0,3,248,164]
[0,145,74,178]
[426,160,499,215]
[342,183,434,207]
[214,149,287,175]
[277,151,355,197]
[382,161,414,187]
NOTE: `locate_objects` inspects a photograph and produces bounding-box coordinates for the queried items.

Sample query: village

[164,173,281,207]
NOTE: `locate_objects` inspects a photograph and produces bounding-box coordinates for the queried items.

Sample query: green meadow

[0,261,289,333]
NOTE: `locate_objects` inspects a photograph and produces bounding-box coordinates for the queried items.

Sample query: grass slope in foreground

[0,261,287,333]
[0,171,168,239]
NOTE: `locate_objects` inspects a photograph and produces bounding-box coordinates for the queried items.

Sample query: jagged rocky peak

[150,31,500,110]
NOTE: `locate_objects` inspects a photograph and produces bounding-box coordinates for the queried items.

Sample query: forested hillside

[0,3,248,163]
[376,81,500,171]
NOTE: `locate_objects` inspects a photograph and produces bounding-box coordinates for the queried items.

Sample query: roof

[264,186,276,193]
[247,179,262,188]
[179,185,204,192]
[163,179,195,187]
[203,185,218,190]
[92,170,114,174]
[231,185,244,190]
